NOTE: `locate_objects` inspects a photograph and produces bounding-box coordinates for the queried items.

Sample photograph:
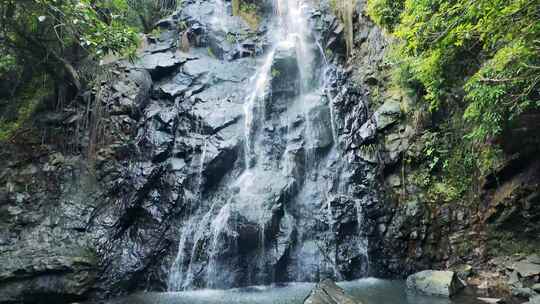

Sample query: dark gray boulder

[304,279,361,304]
[0,249,97,303]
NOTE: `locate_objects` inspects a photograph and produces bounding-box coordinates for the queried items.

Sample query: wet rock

[355,100,402,146]
[512,261,540,278]
[512,287,536,298]
[135,50,189,77]
[192,99,243,134]
[157,72,194,97]
[451,264,474,281]
[0,249,98,303]
[270,44,300,95]
[406,270,465,297]
[306,98,334,150]
[109,69,152,116]
[528,295,540,304]
[373,100,401,131]
[357,119,376,143]
[508,270,520,286]
[304,279,361,304]
[527,254,540,265]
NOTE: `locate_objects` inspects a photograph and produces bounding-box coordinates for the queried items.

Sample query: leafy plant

[366,0,405,32]
[0,0,141,141]
[368,0,540,142]
[234,1,261,30]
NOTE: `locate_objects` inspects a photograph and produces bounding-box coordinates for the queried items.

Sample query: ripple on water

[107,278,487,304]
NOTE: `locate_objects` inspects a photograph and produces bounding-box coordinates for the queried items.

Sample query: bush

[0,0,140,140]
[366,0,405,32]
[385,0,540,142]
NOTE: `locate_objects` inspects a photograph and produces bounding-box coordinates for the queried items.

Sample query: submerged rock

[304,279,361,304]
[406,270,465,297]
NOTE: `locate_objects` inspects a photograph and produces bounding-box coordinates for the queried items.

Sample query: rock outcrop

[489,254,540,301]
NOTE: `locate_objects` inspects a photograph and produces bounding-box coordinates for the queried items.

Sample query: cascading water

[167,0,370,291]
[243,51,275,167]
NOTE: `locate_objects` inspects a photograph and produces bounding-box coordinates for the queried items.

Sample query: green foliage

[369,0,539,206]
[207,47,216,58]
[464,41,540,140]
[226,33,237,44]
[368,0,540,142]
[0,78,51,141]
[126,0,177,33]
[0,54,16,75]
[236,1,261,30]
[240,2,258,13]
[414,128,475,202]
[0,0,144,141]
[408,122,504,203]
[366,0,405,31]
[2,0,139,59]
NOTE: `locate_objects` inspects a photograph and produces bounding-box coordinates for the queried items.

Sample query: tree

[368,0,540,141]
[0,0,139,141]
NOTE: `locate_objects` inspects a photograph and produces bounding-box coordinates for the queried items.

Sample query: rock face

[0,0,383,302]
[163,0,378,290]
[406,270,465,297]
[304,279,361,304]
[0,252,97,303]
[351,0,540,281]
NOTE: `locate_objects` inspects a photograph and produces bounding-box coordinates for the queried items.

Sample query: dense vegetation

[0,0,177,141]
[367,0,540,203]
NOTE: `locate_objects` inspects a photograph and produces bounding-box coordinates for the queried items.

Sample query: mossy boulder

[406,270,465,297]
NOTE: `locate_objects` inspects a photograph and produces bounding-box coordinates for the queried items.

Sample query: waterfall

[198,137,208,195]
[167,0,370,291]
[167,219,193,292]
[243,51,275,168]
[211,0,230,33]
